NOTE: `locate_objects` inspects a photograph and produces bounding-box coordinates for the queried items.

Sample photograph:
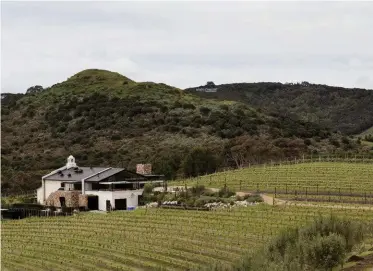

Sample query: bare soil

[343,253,373,271]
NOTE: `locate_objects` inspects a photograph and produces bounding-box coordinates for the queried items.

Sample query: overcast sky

[2,1,373,93]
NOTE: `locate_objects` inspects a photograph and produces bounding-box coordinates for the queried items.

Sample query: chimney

[136,164,152,175]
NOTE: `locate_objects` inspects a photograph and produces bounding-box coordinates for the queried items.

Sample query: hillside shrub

[199,107,211,116]
[305,233,346,270]
[203,215,368,271]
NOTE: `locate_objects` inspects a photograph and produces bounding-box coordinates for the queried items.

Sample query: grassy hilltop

[1,69,372,194]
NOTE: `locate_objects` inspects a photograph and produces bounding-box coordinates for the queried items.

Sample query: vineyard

[2,159,373,270]
[171,160,373,204]
[2,204,373,271]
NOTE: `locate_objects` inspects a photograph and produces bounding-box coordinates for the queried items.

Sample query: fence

[225,154,373,172]
[1,206,74,220]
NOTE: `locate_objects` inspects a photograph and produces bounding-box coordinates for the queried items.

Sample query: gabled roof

[46,167,117,182]
[44,167,163,182]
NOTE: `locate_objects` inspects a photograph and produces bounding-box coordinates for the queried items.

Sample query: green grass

[2,205,373,271]
[170,161,373,195]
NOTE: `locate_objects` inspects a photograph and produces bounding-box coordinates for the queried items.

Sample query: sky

[1,1,373,93]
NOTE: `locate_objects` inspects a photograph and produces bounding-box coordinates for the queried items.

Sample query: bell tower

[66,155,77,169]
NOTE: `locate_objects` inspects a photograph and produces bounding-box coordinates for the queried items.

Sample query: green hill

[1,69,370,194]
[186,82,373,135]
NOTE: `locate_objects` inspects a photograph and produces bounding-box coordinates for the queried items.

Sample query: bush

[218,186,235,198]
[189,185,205,196]
[245,195,263,203]
[199,107,211,116]
[211,216,367,271]
[143,183,154,194]
[305,233,346,270]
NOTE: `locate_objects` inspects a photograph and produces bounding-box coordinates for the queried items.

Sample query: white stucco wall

[87,191,113,211]
[37,180,63,204]
[37,186,43,204]
[113,190,143,209]
[86,189,144,211]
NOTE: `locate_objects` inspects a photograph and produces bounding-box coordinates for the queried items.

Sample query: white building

[37,155,164,211]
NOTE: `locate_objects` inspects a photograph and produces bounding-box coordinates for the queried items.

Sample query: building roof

[44,156,165,183]
[84,168,125,182]
[45,167,121,182]
[45,167,164,182]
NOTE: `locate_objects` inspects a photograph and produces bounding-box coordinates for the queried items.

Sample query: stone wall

[45,191,88,209]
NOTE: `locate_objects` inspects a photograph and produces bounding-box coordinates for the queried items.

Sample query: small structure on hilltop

[37,156,164,211]
[196,81,218,92]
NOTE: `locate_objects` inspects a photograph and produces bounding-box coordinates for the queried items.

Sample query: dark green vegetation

[187,82,373,135]
[200,216,369,271]
[1,69,370,194]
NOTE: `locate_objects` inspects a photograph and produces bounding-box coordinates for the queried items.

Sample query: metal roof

[45,167,122,182]
[84,168,125,182]
[44,167,159,183]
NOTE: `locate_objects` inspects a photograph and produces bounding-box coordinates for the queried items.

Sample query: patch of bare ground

[343,252,373,271]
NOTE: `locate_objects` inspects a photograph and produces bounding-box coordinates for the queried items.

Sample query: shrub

[305,233,346,270]
[199,107,211,116]
[245,195,263,203]
[214,216,367,271]
[189,185,205,196]
[143,183,154,194]
[218,185,235,198]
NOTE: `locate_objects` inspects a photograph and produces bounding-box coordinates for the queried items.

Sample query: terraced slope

[2,205,373,271]
[171,161,373,196]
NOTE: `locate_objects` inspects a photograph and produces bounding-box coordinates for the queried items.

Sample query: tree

[26,85,44,95]
[152,153,181,180]
[182,147,219,177]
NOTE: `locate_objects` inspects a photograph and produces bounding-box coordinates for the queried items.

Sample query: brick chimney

[136,164,152,175]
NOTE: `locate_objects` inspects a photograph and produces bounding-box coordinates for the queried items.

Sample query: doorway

[87,196,98,210]
[106,200,112,211]
[115,199,127,210]
[59,197,66,207]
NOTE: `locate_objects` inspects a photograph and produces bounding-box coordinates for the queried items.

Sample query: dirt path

[260,194,286,206]
[342,253,373,271]
[261,194,373,210]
